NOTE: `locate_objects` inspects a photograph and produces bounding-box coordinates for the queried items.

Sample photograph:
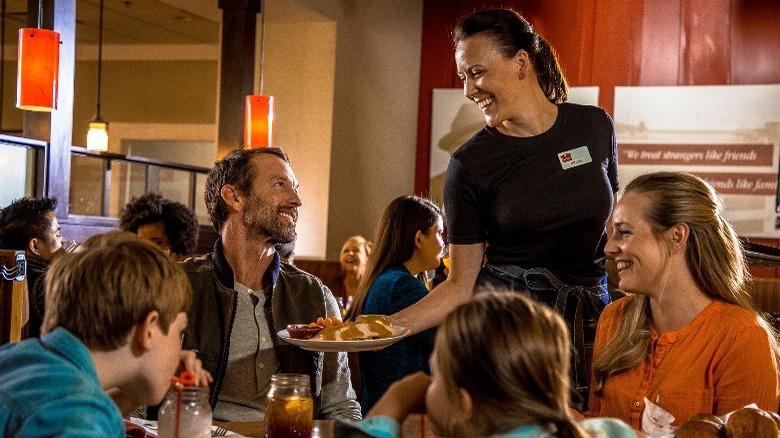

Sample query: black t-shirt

[443,103,618,283]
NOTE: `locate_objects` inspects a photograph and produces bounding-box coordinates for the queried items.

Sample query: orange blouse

[588,297,780,429]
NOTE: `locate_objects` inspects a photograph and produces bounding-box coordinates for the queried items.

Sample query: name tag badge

[558,146,592,170]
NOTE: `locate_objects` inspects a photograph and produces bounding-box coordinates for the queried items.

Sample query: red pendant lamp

[244,0,274,149]
[16,1,60,112]
[244,95,274,149]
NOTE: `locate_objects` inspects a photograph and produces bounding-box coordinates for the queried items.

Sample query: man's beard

[243,193,297,244]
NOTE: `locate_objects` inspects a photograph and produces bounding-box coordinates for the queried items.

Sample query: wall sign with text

[615,85,780,238]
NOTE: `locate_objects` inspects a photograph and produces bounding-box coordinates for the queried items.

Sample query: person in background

[119,192,200,260]
[337,292,636,438]
[589,172,780,432]
[0,197,66,338]
[338,235,372,311]
[182,147,360,421]
[345,196,443,414]
[0,231,210,436]
[389,8,618,407]
[275,239,296,264]
[431,245,450,289]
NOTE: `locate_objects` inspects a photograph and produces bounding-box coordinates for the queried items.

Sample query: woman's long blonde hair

[435,291,589,438]
[345,196,441,321]
[592,172,780,393]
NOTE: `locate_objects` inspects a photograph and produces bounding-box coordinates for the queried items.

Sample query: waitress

[390,8,618,406]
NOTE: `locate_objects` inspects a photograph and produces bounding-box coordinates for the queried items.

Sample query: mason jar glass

[158,385,212,438]
[264,373,313,438]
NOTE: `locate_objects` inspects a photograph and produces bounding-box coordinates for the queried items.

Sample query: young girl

[337,292,635,437]
[346,195,444,414]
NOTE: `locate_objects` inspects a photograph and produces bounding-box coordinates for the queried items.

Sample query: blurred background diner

[119,191,199,260]
[275,239,296,264]
[0,196,66,338]
[338,235,372,312]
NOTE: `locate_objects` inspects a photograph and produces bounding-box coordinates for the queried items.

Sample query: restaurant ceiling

[2,0,332,48]
[2,0,220,46]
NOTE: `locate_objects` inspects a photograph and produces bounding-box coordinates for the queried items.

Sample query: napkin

[125,417,247,437]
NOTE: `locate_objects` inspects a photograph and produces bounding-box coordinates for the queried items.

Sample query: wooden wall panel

[587,0,644,113]
[571,0,597,86]
[414,1,457,195]
[731,0,780,84]
[23,0,76,219]
[679,0,732,84]
[533,0,592,87]
[216,1,259,158]
[638,0,682,85]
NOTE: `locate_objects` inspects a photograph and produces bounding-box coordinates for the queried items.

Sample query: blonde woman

[589,172,780,431]
[338,235,372,310]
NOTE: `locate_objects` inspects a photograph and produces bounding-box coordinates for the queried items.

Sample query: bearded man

[182,148,360,421]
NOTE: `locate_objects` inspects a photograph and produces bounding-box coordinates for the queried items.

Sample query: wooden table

[217,414,441,437]
[215,420,333,438]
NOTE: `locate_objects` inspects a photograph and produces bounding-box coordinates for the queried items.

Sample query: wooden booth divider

[0,250,28,345]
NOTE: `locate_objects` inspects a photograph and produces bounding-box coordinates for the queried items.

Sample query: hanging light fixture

[244,0,274,149]
[87,0,108,151]
[16,0,60,111]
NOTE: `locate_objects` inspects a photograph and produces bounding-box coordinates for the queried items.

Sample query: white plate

[277,326,410,352]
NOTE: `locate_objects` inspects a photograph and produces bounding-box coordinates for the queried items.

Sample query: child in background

[337,292,636,437]
[119,192,200,260]
[346,196,443,414]
[0,231,210,436]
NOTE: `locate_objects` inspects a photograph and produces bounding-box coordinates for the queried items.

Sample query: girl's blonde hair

[435,291,588,438]
[592,172,780,393]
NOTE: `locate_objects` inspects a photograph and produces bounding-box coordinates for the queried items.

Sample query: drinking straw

[170,371,196,438]
[174,371,196,387]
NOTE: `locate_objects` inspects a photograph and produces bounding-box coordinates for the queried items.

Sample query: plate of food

[278,315,410,352]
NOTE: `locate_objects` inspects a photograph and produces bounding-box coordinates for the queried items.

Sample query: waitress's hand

[388,242,485,333]
[366,371,430,423]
